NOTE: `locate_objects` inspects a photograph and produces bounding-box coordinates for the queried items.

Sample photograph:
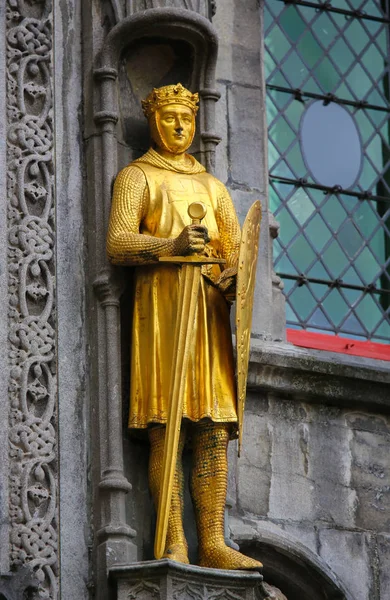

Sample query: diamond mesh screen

[265,0,390,342]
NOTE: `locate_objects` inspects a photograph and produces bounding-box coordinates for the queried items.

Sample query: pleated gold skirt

[129,264,238,429]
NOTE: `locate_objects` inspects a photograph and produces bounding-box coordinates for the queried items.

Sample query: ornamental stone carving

[6,1,58,599]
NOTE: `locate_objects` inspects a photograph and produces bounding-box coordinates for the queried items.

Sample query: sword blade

[154,263,202,560]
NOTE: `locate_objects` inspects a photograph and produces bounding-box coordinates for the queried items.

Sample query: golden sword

[155,201,225,560]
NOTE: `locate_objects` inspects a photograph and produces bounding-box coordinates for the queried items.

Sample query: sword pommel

[188,201,207,224]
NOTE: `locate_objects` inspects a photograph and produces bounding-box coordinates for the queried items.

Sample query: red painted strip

[287,329,390,361]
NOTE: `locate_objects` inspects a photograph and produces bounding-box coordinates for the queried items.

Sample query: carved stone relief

[6,1,58,599]
[127,580,161,599]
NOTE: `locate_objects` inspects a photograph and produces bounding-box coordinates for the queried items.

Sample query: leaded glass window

[265,0,390,343]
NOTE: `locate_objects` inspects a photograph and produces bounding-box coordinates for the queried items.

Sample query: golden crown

[142,83,199,118]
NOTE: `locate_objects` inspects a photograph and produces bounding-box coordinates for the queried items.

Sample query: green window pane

[287,189,316,224]
[267,0,285,18]
[307,262,332,281]
[339,266,362,286]
[269,186,282,213]
[305,214,333,251]
[273,238,283,262]
[341,313,367,336]
[344,20,371,55]
[361,44,385,84]
[354,247,382,283]
[308,307,333,331]
[286,301,299,325]
[285,99,305,129]
[264,52,277,79]
[288,236,316,271]
[359,158,378,192]
[322,241,349,277]
[329,37,355,76]
[275,206,300,245]
[282,51,309,88]
[289,285,317,321]
[279,6,307,42]
[269,116,296,153]
[369,229,386,263]
[272,180,296,202]
[270,159,295,180]
[321,196,348,232]
[366,87,388,108]
[346,64,374,101]
[263,6,273,34]
[303,76,322,95]
[313,56,340,92]
[297,31,323,69]
[363,18,384,38]
[276,252,297,275]
[310,282,329,302]
[322,289,350,327]
[333,81,356,104]
[285,144,307,178]
[338,220,364,259]
[354,111,376,144]
[342,287,362,306]
[311,13,337,50]
[268,88,292,110]
[373,319,390,340]
[355,295,383,332]
[366,136,384,174]
[266,24,291,63]
[354,202,381,238]
[267,69,291,89]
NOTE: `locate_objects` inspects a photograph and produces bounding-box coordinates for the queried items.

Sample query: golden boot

[148,426,189,564]
[191,422,262,570]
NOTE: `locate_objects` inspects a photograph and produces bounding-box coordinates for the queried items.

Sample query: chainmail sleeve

[106,165,175,265]
[215,180,241,268]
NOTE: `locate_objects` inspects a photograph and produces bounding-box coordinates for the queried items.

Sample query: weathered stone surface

[214,0,262,86]
[318,529,372,600]
[350,428,390,531]
[228,85,264,190]
[214,82,229,184]
[237,393,271,516]
[54,1,90,598]
[378,534,390,600]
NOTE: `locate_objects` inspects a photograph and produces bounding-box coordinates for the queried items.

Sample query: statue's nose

[175,126,183,134]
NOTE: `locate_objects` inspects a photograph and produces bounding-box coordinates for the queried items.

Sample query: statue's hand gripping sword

[154,201,225,560]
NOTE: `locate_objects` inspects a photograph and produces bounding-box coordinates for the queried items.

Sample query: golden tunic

[107,148,241,429]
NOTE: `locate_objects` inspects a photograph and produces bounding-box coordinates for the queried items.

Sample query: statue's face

[153,103,195,154]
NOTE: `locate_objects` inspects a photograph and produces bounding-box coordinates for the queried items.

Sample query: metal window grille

[265,0,390,342]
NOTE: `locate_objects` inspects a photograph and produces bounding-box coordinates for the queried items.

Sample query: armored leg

[191,421,262,570]
[148,426,189,563]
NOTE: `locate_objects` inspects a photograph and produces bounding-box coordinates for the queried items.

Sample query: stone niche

[117,37,196,161]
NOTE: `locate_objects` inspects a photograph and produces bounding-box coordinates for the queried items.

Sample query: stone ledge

[110,559,268,599]
[247,340,390,413]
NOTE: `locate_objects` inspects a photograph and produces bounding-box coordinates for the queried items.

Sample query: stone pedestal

[110,559,269,600]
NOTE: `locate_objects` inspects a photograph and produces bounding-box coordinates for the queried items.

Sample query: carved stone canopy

[128,1,216,19]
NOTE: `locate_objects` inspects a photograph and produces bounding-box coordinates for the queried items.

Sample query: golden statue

[106,83,262,571]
